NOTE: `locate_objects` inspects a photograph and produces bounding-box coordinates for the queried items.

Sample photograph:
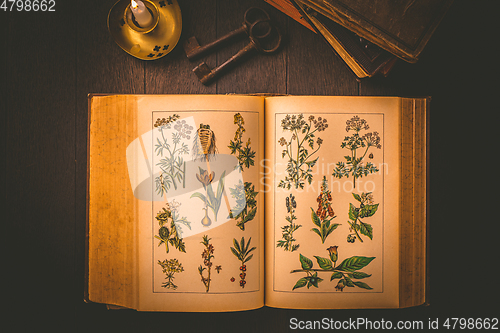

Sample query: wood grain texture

[3,0,498,330]
[215,0,288,94]
[4,4,78,327]
[286,13,359,95]
[146,0,217,94]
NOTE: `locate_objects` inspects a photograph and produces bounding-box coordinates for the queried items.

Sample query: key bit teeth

[183,36,201,58]
[193,62,212,80]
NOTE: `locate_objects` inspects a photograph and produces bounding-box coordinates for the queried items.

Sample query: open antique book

[85,95,428,311]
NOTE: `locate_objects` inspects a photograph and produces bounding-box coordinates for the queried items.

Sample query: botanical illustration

[311,177,339,244]
[276,194,301,252]
[157,258,184,290]
[193,124,218,162]
[154,115,193,195]
[230,237,256,289]
[291,246,375,291]
[228,113,256,171]
[332,115,382,188]
[278,114,328,189]
[198,235,217,292]
[346,192,379,243]
[154,200,190,253]
[228,180,258,231]
[191,167,226,227]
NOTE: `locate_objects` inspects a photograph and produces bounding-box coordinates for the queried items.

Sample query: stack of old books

[265,0,453,78]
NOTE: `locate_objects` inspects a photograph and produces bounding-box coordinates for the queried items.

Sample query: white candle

[130,0,153,28]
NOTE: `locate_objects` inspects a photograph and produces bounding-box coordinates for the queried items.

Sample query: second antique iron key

[192,20,282,85]
[183,7,271,61]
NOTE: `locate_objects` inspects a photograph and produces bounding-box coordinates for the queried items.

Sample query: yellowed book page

[125,95,266,312]
[88,95,141,309]
[265,96,400,309]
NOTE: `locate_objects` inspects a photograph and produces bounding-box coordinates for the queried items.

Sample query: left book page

[87,94,265,312]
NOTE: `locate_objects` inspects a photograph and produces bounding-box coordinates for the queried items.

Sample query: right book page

[264,96,402,309]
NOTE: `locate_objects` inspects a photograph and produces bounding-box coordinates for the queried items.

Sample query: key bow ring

[247,18,282,54]
[185,6,284,85]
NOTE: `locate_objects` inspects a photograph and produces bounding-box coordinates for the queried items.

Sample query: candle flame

[131,0,138,9]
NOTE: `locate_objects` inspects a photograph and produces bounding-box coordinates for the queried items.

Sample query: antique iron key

[183,7,271,61]
[193,20,282,85]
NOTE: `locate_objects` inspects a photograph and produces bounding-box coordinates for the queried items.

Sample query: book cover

[297,0,454,63]
[291,0,397,78]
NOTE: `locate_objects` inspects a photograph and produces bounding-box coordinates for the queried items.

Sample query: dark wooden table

[3,1,498,331]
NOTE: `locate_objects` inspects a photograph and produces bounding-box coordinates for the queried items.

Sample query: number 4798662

[443,318,498,330]
[1,0,56,11]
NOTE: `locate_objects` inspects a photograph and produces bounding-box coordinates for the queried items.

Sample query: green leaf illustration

[350,271,372,279]
[231,237,256,265]
[311,228,321,238]
[291,249,375,292]
[358,221,373,240]
[359,203,379,218]
[299,254,313,270]
[314,256,333,270]
[311,208,321,227]
[206,182,216,205]
[216,171,226,205]
[243,207,257,223]
[292,277,308,290]
[344,275,355,287]
[335,256,375,272]
[325,223,340,239]
[352,193,362,202]
[233,238,241,253]
[353,281,373,289]
[230,246,240,260]
[240,237,246,254]
[348,203,358,220]
[190,192,207,202]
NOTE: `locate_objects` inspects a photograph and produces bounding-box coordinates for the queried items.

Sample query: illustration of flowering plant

[230,237,256,289]
[311,177,339,244]
[191,168,226,227]
[157,258,184,290]
[276,194,301,252]
[346,192,379,243]
[291,246,375,291]
[228,180,258,231]
[228,113,256,171]
[278,114,328,189]
[154,200,190,253]
[198,235,217,292]
[332,115,381,188]
[154,115,193,194]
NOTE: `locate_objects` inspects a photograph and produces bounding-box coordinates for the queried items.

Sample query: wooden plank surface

[215,0,288,94]
[286,12,359,95]
[3,3,78,328]
[145,0,217,94]
[3,0,499,331]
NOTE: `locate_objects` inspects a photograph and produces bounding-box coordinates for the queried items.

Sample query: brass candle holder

[107,0,182,60]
